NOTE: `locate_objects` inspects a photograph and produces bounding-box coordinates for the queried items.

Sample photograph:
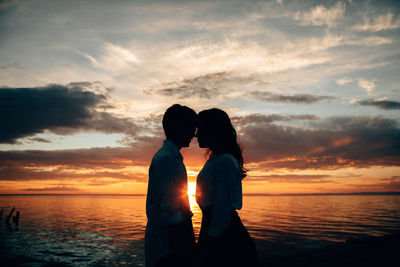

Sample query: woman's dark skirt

[198,208,259,267]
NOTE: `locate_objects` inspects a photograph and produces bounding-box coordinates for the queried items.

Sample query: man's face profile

[181,124,196,147]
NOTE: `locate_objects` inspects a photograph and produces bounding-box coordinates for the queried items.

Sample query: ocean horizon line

[1,191,400,197]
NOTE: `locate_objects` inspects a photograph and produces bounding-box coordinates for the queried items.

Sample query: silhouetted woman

[195,108,259,267]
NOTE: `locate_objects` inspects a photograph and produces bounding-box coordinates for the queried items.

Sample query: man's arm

[156,155,186,225]
[155,155,195,253]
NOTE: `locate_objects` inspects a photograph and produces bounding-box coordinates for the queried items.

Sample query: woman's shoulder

[214,153,240,168]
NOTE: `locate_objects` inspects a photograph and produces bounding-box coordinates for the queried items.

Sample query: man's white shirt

[145,140,192,267]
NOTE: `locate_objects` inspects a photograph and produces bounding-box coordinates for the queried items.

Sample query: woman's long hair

[198,108,247,179]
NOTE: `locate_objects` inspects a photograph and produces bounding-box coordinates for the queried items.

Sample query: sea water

[0,194,399,266]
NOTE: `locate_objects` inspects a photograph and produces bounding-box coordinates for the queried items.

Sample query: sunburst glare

[187,182,199,212]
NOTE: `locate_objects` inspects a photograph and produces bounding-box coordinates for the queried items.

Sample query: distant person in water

[145,104,197,267]
[195,108,259,267]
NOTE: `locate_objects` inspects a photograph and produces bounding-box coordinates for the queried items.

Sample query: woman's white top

[196,153,243,238]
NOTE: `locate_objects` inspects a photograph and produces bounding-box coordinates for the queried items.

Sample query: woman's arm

[207,156,237,238]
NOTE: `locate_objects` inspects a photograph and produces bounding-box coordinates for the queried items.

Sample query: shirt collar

[163,139,183,160]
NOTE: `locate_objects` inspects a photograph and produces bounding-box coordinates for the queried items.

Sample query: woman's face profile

[195,122,211,148]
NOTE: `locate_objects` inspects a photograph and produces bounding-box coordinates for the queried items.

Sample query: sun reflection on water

[187,182,202,236]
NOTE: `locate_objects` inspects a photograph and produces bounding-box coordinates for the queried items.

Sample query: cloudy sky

[1,0,399,194]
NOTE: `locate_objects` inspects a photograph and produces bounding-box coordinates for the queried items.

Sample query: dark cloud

[232,113,318,125]
[237,114,400,169]
[356,99,400,110]
[28,137,51,143]
[139,113,164,126]
[146,73,333,105]
[0,83,139,143]
[250,91,335,104]
[145,72,261,99]
[156,86,217,99]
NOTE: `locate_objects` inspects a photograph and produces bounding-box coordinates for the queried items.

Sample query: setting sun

[188,182,196,196]
[187,182,199,212]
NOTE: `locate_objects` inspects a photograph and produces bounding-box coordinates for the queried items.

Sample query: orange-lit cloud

[1,107,400,194]
[237,114,400,169]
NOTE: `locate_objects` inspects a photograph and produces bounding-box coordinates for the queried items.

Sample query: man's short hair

[162,104,197,139]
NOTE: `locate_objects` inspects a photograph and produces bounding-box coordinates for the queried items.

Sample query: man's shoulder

[149,147,181,181]
[152,147,177,166]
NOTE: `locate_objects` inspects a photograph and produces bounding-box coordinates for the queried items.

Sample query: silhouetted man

[145,104,197,267]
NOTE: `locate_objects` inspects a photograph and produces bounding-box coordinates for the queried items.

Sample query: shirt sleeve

[207,156,238,238]
[155,155,186,225]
